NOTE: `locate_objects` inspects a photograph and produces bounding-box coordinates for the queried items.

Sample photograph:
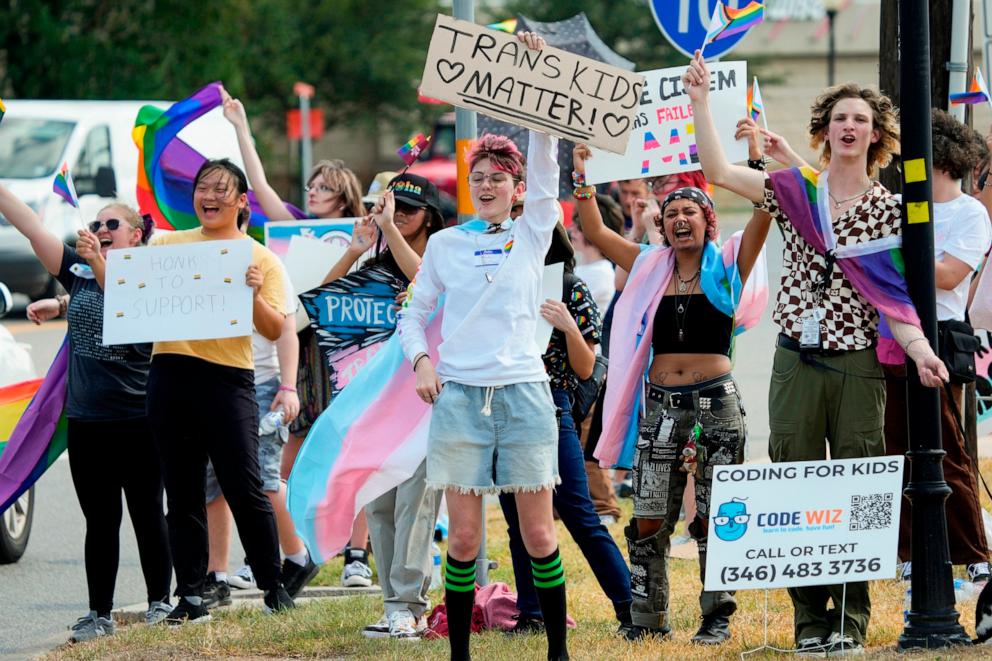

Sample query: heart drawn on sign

[436,60,466,84]
[602,113,631,138]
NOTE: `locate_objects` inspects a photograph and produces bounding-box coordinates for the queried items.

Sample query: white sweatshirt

[397,130,560,386]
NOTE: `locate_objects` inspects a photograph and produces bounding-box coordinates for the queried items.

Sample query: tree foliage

[498,0,682,71]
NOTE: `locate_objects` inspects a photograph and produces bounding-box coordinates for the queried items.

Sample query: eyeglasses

[712,514,751,526]
[88,219,125,232]
[305,183,337,195]
[468,172,512,187]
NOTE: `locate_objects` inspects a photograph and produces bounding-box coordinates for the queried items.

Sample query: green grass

[44,460,992,660]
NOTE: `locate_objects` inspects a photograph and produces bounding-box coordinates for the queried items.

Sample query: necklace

[673,264,700,342]
[828,184,872,209]
[675,263,700,295]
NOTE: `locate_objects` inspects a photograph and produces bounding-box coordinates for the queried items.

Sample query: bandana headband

[661,186,715,214]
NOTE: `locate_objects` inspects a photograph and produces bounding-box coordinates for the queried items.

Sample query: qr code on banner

[849,493,894,531]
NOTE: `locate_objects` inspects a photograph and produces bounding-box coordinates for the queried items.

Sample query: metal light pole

[897,0,971,650]
[294,81,316,210]
[822,0,844,86]
[454,0,478,225]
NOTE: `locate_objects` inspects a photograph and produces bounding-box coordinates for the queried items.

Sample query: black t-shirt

[56,245,152,420]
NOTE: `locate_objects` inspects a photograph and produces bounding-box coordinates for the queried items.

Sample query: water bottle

[259,410,286,438]
[430,542,442,590]
[954,578,979,604]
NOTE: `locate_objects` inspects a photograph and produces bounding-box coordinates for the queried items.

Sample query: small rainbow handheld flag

[950,68,991,106]
[748,76,767,129]
[487,18,518,33]
[52,161,79,208]
[703,1,765,50]
[397,133,431,166]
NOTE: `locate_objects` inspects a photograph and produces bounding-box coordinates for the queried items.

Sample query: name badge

[800,307,826,349]
[474,249,503,267]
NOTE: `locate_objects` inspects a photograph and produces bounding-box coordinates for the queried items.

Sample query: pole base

[897,608,972,651]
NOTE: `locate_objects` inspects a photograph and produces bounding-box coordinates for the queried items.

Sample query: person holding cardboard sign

[0,185,173,641]
[574,135,770,644]
[145,158,295,624]
[683,50,949,655]
[397,31,570,661]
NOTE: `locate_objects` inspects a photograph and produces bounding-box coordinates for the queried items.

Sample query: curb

[114,585,381,624]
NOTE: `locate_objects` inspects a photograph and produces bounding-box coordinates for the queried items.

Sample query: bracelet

[747,157,766,171]
[904,337,928,353]
[413,353,429,371]
[278,385,297,393]
[57,294,69,317]
[571,171,586,187]
[573,186,595,200]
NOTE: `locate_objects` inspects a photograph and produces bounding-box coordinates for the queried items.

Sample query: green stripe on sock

[445,563,476,576]
[530,556,562,572]
[533,575,566,589]
[532,566,564,580]
[445,580,477,592]
[444,572,475,584]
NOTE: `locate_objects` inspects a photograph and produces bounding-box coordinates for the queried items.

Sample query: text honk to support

[420,14,645,154]
[102,239,253,345]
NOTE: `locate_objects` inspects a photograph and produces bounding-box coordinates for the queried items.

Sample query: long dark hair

[193,158,251,229]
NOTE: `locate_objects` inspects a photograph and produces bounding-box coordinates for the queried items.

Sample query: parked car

[0,282,37,563]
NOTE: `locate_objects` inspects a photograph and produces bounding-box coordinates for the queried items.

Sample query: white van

[0,99,245,299]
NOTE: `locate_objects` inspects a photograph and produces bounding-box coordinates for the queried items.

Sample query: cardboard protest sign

[299,266,404,396]
[585,62,749,185]
[102,239,253,344]
[704,457,904,591]
[421,14,645,154]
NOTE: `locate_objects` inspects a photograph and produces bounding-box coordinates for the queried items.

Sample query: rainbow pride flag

[0,339,69,513]
[133,83,305,243]
[287,311,443,562]
[950,68,991,106]
[703,1,765,48]
[748,76,767,128]
[487,18,518,33]
[397,133,431,166]
[52,162,79,208]
[769,166,921,364]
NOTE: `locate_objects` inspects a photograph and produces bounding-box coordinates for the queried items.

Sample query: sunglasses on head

[88,218,127,233]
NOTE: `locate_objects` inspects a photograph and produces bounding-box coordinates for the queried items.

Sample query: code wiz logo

[753,506,844,535]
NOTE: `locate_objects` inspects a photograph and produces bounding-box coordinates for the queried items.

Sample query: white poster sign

[284,235,347,295]
[102,240,253,345]
[585,62,749,185]
[704,457,904,591]
[534,262,564,351]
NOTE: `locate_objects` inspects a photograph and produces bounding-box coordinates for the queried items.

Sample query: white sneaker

[795,637,827,658]
[342,560,373,587]
[968,562,991,585]
[823,632,864,656]
[362,613,390,639]
[388,609,423,640]
[229,563,255,590]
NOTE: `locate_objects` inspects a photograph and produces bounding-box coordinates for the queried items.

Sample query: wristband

[57,294,69,317]
[571,171,586,187]
[413,353,429,371]
[904,336,928,353]
[278,385,297,393]
[747,157,766,171]
[573,186,595,200]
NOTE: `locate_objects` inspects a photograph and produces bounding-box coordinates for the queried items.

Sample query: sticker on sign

[420,14,645,154]
[704,456,904,591]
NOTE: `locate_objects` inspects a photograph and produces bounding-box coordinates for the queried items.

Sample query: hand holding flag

[702,1,765,56]
[52,162,79,208]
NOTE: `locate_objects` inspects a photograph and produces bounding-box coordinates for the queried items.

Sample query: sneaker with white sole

[166,597,212,626]
[342,548,373,587]
[795,636,827,658]
[69,612,116,643]
[388,609,424,640]
[145,600,173,626]
[968,562,991,585]
[362,613,391,639]
[823,632,864,656]
[228,562,255,590]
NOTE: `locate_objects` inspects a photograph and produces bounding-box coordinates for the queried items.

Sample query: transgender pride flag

[287,312,443,562]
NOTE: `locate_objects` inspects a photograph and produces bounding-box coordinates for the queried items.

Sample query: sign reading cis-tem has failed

[705,457,904,591]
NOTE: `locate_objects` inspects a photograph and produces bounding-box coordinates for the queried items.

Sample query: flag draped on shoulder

[0,338,69,512]
[133,83,306,242]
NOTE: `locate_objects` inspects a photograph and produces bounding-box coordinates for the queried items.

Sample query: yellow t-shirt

[150,229,286,370]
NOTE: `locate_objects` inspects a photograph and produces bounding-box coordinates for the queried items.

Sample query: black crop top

[652,295,733,356]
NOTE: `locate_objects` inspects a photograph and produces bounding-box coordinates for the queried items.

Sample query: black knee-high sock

[444,554,476,661]
[532,548,568,660]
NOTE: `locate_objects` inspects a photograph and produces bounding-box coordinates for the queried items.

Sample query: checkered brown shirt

[758,177,902,351]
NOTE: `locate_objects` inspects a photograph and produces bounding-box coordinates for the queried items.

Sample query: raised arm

[370,191,422,281]
[0,184,63,274]
[222,89,298,221]
[323,217,377,284]
[734,118,773,284]
[515,128,560,248]
[683,51,766,203]
[572,145,641,272]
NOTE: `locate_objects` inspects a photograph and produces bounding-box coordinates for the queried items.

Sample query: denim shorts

[427,381,559,494]
[206,377,283,503]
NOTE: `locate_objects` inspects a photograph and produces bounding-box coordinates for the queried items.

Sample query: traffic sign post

[651,0,760,59]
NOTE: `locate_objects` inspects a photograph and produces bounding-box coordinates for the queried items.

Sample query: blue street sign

[650,0,761,59]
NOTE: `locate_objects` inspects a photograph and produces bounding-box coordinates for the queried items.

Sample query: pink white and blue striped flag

[287,312,443,562]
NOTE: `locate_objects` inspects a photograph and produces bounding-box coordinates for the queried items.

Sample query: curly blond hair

[808,84,900,177]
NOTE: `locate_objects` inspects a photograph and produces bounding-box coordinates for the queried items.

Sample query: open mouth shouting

[673,220,693,241]
[200,202,222,221]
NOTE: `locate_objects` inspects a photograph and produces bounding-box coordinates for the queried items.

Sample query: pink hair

[467,134,525,178]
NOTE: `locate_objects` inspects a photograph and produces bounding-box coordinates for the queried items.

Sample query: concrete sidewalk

[115,585,381,623]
